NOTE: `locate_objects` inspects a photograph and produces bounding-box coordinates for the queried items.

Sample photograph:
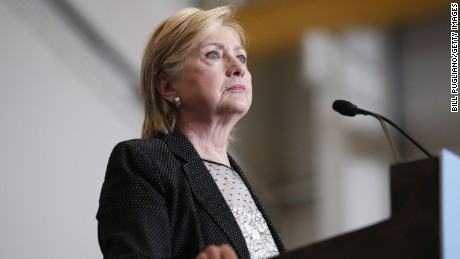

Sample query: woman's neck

[177,122,233,166]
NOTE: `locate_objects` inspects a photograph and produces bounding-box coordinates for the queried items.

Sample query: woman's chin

[218,103,251,116]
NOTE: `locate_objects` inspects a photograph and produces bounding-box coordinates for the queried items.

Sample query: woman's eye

[237,55,247,64]
[205,51,221,59]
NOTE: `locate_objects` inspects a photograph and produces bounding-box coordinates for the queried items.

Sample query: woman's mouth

[226,84,246,91]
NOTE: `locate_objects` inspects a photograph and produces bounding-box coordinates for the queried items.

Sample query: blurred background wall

[0,0,457,258]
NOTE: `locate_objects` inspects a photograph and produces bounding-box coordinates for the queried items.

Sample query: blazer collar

[159,127,200,163]
[159,128,251,258]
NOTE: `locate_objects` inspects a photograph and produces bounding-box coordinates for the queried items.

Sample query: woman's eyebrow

[235,46,246,53]
[203,42,225,49]
[203,42,246,52]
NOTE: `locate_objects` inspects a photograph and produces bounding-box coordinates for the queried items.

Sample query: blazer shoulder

[106,138,183,188]
[109,138,180,169]
[112,138,172,157]
[116,138,167,149]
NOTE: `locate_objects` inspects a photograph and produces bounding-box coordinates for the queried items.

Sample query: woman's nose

[226,57,246,77]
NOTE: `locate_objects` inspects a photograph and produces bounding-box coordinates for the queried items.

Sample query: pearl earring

[174,97,182,108]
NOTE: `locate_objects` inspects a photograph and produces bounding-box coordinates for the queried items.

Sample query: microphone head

[332,100,358,117]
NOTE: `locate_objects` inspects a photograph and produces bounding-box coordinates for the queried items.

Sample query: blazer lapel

[160,129,250,258]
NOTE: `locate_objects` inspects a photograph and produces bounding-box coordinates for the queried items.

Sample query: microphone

[332,99,433,162]
[333,100,370,117]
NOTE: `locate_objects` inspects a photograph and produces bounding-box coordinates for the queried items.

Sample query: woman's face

[172,25,252,123]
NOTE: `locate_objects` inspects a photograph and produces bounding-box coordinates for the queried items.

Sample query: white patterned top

[203,160,279,259]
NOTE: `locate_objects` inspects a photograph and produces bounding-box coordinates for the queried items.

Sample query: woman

[97,5,285,259]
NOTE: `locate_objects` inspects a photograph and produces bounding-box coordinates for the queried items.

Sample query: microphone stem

[378,118,401,163]
[362,109,434,158]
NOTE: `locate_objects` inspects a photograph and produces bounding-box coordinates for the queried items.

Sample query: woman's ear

[156,73,177,103]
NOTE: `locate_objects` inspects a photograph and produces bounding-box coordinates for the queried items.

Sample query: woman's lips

[226,84,246,91]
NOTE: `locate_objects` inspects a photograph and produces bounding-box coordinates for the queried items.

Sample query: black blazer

[97,128,286,258]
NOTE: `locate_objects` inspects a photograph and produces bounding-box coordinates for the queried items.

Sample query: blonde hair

[140,5,247,138]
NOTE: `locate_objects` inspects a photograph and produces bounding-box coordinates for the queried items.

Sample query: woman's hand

[195,244,238,259]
